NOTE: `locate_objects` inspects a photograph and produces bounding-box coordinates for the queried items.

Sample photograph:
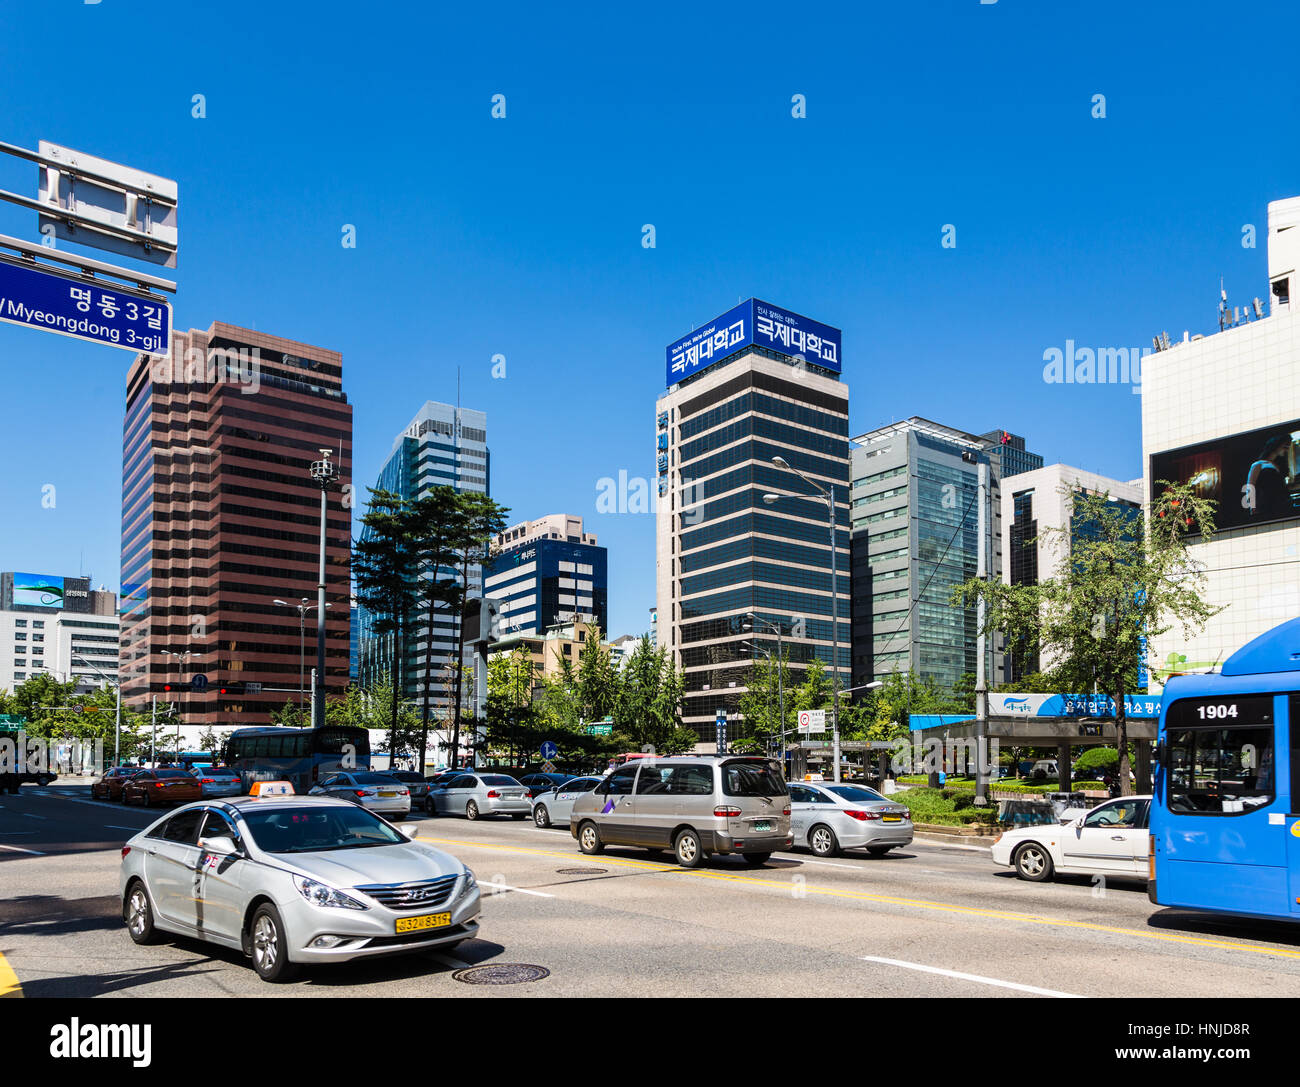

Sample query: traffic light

[219,681,246,696]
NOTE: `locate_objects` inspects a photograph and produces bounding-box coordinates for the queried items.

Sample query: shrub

[1074,746,1119,775]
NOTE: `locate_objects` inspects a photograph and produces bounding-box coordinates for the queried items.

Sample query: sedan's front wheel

[1014,842,1054,882]
[249,904,297,982]
[534,805,551,828]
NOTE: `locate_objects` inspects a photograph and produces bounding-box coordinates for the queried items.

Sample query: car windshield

[241,806,406,853]
[722,762,787,797]
[827,785,887,803]
[481,775,519,786]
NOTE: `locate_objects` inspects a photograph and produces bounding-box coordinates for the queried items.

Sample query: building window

[15,620,26,628]
[33,621,44,629]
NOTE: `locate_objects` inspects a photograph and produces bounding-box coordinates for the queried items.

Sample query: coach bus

[1149,617,1300,921]
[221,724,371,795]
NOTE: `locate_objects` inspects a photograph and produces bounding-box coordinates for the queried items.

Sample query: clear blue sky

[0,0,1296,639]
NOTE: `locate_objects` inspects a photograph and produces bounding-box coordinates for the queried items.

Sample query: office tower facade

[1141,196,1300,687]
[485,514,608,636]
[119,322,353,727]
[999,464,1143,682]
[850,418,1041,693]
[355,401,488,716]
[655,300,849,743]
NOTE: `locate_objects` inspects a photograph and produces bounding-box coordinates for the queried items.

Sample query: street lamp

[765,455,844,782]
[274,597,331,713]
[309,449,339,731]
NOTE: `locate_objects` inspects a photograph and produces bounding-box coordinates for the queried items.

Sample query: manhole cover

[556,867,605,875]
[453,964,550,985]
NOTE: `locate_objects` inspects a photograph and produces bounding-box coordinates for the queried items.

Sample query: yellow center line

[0,951,23,998]
[418,834,1300,962]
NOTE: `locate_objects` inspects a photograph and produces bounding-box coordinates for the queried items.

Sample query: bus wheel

[1014,842,1053,882]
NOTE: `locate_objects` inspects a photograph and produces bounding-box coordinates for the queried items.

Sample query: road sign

[585,723,612,736]
[190,674,208,692]
[0,256,171,354]
[540,759,557,774]
[715,710,727,754]
[797,709,826,734]
[540,740,559,761]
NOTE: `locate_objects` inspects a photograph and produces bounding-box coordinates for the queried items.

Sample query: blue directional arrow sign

[190,674,209,692]
[540,740,558,761]
[0,257,171,355]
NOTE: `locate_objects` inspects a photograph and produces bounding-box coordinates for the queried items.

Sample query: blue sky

[0,0,1296,639]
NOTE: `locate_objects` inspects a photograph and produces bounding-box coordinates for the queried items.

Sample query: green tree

[614,636,692,754]
[952,481,1222,795]
[735,648,791,754]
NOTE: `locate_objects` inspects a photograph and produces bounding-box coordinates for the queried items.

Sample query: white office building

[1141,195,1300,687]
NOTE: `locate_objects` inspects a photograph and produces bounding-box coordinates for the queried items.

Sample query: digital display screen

[1165,694,1274,730]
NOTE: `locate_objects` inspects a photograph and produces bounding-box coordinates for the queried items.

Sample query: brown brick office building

[120,322,353,728]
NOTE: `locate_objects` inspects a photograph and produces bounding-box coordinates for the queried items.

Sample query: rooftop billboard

[666,299,841,385]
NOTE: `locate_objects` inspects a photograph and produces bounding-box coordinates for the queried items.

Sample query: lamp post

[274,597,331,714]
[765,455,843,781]
[72,652,121,768]
[309,449,339,731]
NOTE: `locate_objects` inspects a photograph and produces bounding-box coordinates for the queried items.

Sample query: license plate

[882,814,901,823]
[395,912,451,933]
[379,791,397,798]
[752,820,771,832]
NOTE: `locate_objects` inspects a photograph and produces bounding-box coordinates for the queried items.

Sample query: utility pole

[309,450,339,731]
[150,697,156,767]
[975,458,989,806]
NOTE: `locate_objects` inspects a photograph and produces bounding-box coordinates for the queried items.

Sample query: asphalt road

[6,784,1300,998]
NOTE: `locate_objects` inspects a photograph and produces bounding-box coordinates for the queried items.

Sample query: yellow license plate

[379,791,397,797]
[882,815,901,823]
[395,912,451,933]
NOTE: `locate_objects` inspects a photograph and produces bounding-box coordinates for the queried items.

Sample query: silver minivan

[569,756,791,868]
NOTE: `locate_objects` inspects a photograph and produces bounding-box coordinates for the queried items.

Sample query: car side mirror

[200,835,240,856]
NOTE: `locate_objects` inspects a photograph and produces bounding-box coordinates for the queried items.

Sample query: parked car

[427,772,531,820]
[119,790,480,981]
[787,782,913,857]
[91,766,140,802]
[192,767,244,799]
[531,775,604,828]
[309,772,411,820]
[992,795,1153,882]
[570,756,791,868]
[519,772,573,799]
[122,768,204,808]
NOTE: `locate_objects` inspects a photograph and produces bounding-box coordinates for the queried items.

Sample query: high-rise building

[849,418,1042,692]
[485,514,607,636]
[355,401,488,716]
[999,465,1143,682]
[119,322,353,727]
[655,299,849,743]
[0,572,120,692]
[1141,196,1300,686]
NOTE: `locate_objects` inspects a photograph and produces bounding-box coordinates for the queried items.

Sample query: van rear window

[722,762,787,797]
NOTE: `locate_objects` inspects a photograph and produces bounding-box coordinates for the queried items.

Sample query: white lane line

[0,842,46,856]
[477,881,555,898]
[911,837,992,852]
[798,858,861,870]
[861,956,1084,998]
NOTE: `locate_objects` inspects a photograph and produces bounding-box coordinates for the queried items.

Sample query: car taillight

[783,807,791,816]
[398,788,409,796]
[354,790,367,797]
[844,810,881,821]
[152,782,164,789]
[121,846,131,858]
[714,806,742,818]
[487,790,500,798]
[200,778,214,784]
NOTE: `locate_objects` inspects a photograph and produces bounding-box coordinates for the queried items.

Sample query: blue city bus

[1150,617,1300,920]
[221,725,371,795]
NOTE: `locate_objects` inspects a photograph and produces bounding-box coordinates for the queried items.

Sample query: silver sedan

[119,793,480,981]
[309,772,411,820]
[787,782,913,857]
[530,776,604,828]
[427,772,531,820]
[193,767,243,799]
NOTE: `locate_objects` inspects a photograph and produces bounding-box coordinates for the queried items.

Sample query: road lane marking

[0,952,22,998]
[798,859,861,870]
[417,834,1300,962]
[478,881,555,898]
[861,956,1084,998]
[912,837,991,852]
[0,842,45,855]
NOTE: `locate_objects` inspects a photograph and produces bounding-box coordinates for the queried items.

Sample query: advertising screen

[1150,418,1300,531]
[12,572,66,609]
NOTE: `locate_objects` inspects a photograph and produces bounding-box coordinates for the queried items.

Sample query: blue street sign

[540,740,558,760]
[0,257,171,355]
[191,674,208,692]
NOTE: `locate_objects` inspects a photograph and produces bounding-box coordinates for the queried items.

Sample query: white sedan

[992,795,1152,882]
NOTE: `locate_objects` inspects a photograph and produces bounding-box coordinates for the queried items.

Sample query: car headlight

[292,874,367,910]
[458,869,477,898]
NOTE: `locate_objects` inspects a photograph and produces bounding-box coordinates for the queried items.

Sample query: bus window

[1167,724,1274,814]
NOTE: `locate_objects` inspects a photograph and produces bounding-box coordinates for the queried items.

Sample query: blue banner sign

[666,298,841,385]
[0,257,171,355]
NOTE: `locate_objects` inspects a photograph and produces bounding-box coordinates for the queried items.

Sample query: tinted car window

[561,777,599,792]
[481,775,520,786]
[828,785,887,804]
[600,765,639,795]
[722,762,787,797]
[155,768,194,779]
[199,810,240,843]
[788,784,814,803]
[158,809,205,844]
[448,776,475,789]
[349,773,403,785]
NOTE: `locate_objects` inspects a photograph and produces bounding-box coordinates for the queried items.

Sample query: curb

[911,822,999,847]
